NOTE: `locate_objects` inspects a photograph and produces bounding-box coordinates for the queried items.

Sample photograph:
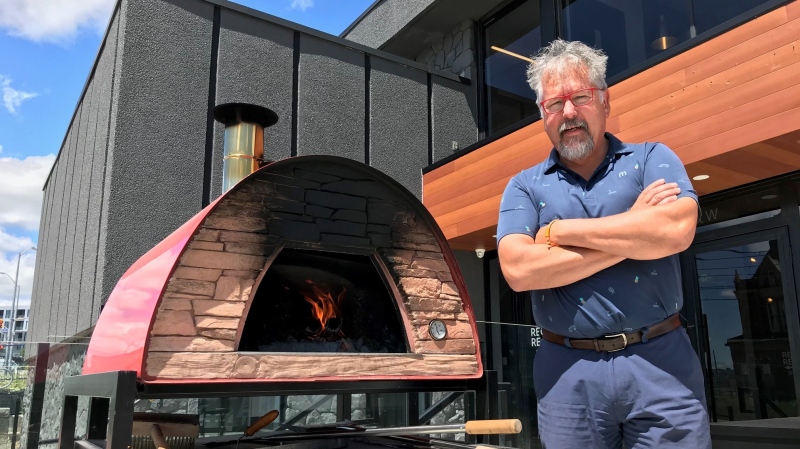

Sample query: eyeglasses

[539,87,602,114]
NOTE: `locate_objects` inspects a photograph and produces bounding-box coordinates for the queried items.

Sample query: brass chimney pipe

[212,103,278,193]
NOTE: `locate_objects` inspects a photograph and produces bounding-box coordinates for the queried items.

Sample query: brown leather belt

[541,314,682,352]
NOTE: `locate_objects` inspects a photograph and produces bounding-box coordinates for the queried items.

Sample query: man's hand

[631,179,680,210]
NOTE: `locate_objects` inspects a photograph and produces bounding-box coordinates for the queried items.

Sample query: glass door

[682,227,800,423]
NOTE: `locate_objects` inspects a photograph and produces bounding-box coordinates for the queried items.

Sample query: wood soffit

[423,1,800,251]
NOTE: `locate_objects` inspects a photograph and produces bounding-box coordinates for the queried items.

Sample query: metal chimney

[212,103,278,192]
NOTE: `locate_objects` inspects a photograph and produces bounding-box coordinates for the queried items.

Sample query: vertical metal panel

[78,16,119,333]
[431,76,478,163]
[214,9,294,200]
[368,57,428,199]
[66,82,96,338]
[29,172,55,347]
[57,102,86,341]
[297,34,365,161]
[100,0,214,302]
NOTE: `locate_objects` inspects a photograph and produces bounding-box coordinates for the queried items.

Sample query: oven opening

[239,248,408,353]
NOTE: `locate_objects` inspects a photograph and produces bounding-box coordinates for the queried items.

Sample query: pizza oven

[83,156,482,384]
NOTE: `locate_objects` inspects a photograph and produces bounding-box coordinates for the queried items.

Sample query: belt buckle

[602,332,628,352]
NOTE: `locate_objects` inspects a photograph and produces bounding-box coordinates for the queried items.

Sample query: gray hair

[526,39,608,111]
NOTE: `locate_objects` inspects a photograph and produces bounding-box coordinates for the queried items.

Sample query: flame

[302,280,345,334]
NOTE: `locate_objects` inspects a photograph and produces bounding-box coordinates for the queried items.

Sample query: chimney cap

[213,102,278,128]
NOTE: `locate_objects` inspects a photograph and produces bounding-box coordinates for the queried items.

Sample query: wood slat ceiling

[423,1,800,251]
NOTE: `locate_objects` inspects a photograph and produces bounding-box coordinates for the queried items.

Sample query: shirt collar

[543,132,633,174]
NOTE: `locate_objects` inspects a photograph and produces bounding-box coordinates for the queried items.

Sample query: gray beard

[557,119,593,162]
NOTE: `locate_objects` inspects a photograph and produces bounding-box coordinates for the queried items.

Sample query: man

[496,40,711,448]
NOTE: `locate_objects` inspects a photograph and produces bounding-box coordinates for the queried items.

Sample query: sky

[0,0,374,312]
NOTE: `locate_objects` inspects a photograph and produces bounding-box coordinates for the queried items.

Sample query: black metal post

[11,396,20,449]
[26,343,48,449]
[106,371,136,449]
[87,398,110,440]
[336,394,351,421]
[58,395,78,449]
[406,393,419,426]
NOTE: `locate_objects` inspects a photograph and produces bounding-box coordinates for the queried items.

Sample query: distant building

[0,306,29,360]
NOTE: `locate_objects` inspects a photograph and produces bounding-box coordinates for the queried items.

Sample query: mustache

[558,119,589,135]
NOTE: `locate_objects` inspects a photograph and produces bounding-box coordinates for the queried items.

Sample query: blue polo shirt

[496,133,697,338]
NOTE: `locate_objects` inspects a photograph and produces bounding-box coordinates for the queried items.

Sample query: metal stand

[57,370,501,449]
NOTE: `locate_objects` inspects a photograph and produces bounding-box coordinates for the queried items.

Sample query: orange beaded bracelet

[545,219,559,249]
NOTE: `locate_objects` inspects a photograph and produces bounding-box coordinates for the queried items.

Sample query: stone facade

[415,20,475,79]
[144,159,479,380]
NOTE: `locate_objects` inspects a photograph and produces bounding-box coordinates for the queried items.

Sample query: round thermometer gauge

[428,319,448,341]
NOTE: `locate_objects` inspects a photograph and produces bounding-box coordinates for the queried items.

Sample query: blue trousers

[533,328,711,448]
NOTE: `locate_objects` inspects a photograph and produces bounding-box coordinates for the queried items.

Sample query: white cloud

[0,155,54,309]
[0,155,55,231]
[0,76,37,115]
[0,0,114,43]
[0,230,38,309]
[291,0,314,12]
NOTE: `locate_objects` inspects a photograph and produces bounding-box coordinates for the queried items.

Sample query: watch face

[428,319,447,341]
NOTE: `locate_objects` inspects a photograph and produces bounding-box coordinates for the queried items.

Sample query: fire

[302,280,346,335]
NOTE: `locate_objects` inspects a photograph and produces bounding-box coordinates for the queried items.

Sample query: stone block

[367,203,400,224]
[269,219,320,241]
[406,297,462,313]
[224,242,274,256]
[199,328,237,340]
[193,300,245,317]
[306,204,333,218]
[149,336,234,352]
[204,215,268,232]
[306,190,367,211]
[395,268,437,279]
[173,266,223,282]
[369,233,392,248]
[260,173,320,189]
[146,352,239,378]
[393,242,440,252]
[166,279,216,297]
[441,282,459,296]
[367,224,390,234]
[393,232,437,245]
[436,271,453,282]
[295,168,340,183]
[317,219,367,237]
[413,320,472,340]
[152,311,197,336]
[214,276,254,301]
[320,234,371,247]
[182,250,267,271]
[272,212,314,222]
[415,250,444,260]
[331,209,367,223]
[276,184,305,202]
[399,278,441,298]
[160,298,193,311]
[382,249,414,266]
[223,269,261,278]
[263,197,305,215]
[194,229,220,241]
[195,316,240,329]
[218,230,277,244]
[410,258,450,273]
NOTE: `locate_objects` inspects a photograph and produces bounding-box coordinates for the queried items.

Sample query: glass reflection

[562,0,693,78]
[484,0,542,134]
[695,240,797,421]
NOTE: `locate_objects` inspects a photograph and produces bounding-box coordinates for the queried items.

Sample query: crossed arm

[498,180,698,291]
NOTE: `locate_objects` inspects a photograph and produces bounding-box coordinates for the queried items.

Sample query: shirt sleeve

[496,172,539,246]
[643,143,699,206]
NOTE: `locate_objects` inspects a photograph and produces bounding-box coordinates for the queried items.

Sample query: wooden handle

[245,410,279,436]
[464,419,522,435]
[150,424,170,449]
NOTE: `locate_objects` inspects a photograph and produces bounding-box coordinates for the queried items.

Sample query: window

[561,0,693,79]
[483,0,542,134]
